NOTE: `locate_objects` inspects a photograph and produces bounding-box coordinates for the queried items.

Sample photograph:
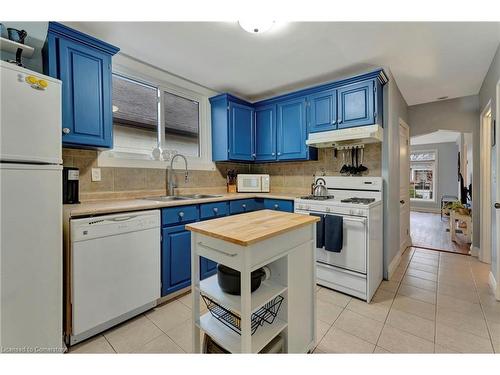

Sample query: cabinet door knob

[338,119,342,124]
[274,204,279,209]
[495,203,500,209]
[178,211,184,218]
[62,128,71,135]
[242,204,246,209]
[213,207,219,213]
[277,152,281,156]
[272,152,275,156]
[332,120,337,125]
[400,200,405,205]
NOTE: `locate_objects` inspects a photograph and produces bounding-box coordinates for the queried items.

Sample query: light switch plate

[91,168,101,182]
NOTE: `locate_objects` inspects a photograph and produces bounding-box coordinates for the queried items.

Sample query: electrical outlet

[91,168,101,182]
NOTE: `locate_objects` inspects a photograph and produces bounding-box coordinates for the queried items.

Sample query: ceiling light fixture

[238,20,275,34]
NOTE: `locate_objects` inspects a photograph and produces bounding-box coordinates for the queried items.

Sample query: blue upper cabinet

[210,70,387,162]
[337,80,378,129]
[277,97,308,160]
[308,89,337,133]
[229,101,255,161]
[255,105,276,161]
[43,22,119,149]
[210,94,255,162]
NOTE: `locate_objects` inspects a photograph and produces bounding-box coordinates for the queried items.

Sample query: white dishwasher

[70,210,160,345]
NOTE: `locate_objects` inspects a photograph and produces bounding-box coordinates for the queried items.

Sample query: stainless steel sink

[178,194,223,199]
[142,196,191,202]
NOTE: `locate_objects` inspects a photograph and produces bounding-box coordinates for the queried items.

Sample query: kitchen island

[186,210,320,353]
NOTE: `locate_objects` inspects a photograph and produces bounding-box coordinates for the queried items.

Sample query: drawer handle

[274,204,279,209]
[213,207,219,213]
[178,211,185,218]
[197,242,237,257]
[242,204,246,209]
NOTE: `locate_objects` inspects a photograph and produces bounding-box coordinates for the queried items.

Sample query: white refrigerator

[0,61,63,353]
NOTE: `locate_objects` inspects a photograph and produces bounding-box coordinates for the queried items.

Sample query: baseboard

[387,245,405,280]
[470,246,480,257]
[489,272,500,301]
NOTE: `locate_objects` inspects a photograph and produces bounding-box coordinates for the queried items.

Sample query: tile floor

[69,247,499,354]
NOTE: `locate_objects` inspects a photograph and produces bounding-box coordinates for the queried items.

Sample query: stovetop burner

[299,195,335,201]
[340,197,376,204]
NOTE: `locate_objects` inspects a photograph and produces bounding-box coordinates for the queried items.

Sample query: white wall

[408,95,480,247]
[410,142,459,212]
[0,22,48,73]
[382,68,409,278]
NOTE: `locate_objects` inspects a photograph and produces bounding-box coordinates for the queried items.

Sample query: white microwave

[237,174,270,192]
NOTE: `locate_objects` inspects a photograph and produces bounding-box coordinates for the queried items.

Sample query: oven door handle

[341,217,367,224]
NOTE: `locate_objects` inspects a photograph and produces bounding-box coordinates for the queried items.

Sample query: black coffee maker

[63,167,80,204]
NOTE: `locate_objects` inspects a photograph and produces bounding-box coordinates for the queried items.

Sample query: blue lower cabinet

[162,204,199,226]
[264,199,294,212]
[200,257,218,280]
[161,225,192,296]
[200,201,229,220]
[229,199,259,215]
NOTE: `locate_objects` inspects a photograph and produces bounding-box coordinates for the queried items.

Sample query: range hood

[306,125,384,148]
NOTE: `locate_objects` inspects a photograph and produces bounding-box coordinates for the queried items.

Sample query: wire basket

[201,294,284,336]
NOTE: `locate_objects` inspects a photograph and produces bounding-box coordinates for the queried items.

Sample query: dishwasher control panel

[71,210,160,242]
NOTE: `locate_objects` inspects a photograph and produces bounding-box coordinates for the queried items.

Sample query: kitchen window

[112,74,160,158]
[98,57,214,170]
[409,150,437,201]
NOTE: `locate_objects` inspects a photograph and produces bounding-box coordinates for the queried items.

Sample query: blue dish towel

[310,213,324,248]
[324,215,343,252]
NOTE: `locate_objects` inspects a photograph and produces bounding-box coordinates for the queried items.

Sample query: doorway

[408,130,473,254]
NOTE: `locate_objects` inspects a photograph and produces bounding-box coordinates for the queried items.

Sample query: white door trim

[495,79,500,300]
[399,119,411,251]
[480,100,492,264]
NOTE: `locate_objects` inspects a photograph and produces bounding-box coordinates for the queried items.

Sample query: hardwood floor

[410,211,470,255]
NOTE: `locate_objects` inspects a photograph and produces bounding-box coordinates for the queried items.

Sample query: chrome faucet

[167,154,189,196]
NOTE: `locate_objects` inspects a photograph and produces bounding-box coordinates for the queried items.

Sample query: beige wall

[63,144,381,201]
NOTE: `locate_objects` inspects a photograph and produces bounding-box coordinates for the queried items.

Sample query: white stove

[294,176,383,302]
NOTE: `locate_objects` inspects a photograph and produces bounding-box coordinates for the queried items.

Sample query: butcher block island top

[185,209,320,246]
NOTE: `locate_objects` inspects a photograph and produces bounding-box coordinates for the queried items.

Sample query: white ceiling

[65,22,500,105]
[410,130,462,146]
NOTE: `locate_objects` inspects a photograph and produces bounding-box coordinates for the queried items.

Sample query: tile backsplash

[249,144,381,194]
[62,143,380,201]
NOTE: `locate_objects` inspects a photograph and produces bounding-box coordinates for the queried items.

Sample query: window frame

[409,148,438,203]
[98,58,215,171]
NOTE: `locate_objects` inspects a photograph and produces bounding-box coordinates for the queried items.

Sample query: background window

[410,151,436,201]
[163,90,200,157]
[112,74,159,157]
